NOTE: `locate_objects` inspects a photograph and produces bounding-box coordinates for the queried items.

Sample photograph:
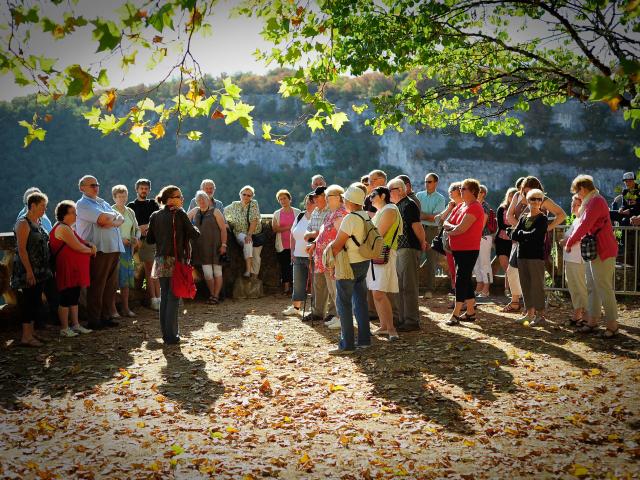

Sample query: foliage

[241,0,640,149]
[1,1,640,151]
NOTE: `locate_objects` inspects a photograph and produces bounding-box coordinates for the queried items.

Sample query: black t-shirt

[622,185,640,216]
[127,199,159,227]
[511,213,548,260]
[396,196,421,250]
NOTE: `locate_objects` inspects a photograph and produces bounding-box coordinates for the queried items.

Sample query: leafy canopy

[2,0,640,154]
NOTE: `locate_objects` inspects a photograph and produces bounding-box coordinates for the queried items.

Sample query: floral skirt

[118,245,135,288]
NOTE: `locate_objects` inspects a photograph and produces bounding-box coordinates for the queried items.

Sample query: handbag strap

[172,210,190,262]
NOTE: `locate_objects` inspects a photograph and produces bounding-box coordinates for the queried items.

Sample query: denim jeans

[336,260,371,350]
[292,256,310,302]
[159,277,180,342]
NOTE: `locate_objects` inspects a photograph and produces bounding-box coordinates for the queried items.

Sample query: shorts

[138,238,156,263]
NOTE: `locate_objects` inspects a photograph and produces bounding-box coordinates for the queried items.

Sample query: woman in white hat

[329,183,372,354]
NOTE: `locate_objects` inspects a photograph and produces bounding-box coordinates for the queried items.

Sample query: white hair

[325,184,344,197]
[200,178,215,189]
[195,190,210,203]
[239,185,255,195]
[78,175,96,189]
[387,178,406,193]
[22,187,41,205]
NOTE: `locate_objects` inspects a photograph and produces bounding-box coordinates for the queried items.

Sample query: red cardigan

[566,194,618,261]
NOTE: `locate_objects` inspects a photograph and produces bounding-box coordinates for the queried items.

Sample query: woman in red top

[50,201,96,337]
[443,178,484,325]
[561,175,619,338]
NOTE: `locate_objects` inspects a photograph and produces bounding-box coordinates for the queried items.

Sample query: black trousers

[17,282,46,325]
[452,250,480,303]
[277,249,293,284]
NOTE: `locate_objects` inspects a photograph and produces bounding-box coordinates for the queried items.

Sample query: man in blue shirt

[76,175,125,330]
[415,173,446,298]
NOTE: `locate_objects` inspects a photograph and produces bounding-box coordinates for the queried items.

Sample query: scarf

[577,189,599,218]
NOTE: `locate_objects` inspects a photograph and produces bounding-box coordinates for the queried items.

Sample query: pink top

[449,201,484,251]
[314,205,347,273]
[566,194,618,260]
[279,210,295,250]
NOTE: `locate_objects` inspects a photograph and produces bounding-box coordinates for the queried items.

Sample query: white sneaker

[324,315,336,326]
[72,325,93,334]
[151,298,160,311]
[60,328,78,338]
[282,306,301,316]
[328,318,341,330]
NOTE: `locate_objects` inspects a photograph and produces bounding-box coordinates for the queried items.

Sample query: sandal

[446,314,462,326]
[602,327,619,339]
[207,296,219,305]
[577,323,599,334]
[501,302,521,313]
[460,312,476,322]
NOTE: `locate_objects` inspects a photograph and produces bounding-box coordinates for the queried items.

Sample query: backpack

[487,208,498,234]
[347,212,384,260]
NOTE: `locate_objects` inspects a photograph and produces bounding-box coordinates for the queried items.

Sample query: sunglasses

[528,197,543,202]
[389,187,400,192]
[241,193,253,197]
[86,183,100,188]
[425,180,434,184]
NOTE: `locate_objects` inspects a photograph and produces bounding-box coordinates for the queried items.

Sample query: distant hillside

[1,70,638,231]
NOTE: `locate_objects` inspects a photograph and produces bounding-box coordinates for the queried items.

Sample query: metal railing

[547,225,640,296]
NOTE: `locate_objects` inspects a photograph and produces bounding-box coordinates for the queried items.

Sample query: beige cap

[341,184,366,206]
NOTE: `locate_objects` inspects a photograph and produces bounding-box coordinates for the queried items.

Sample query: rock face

[203,96,637,206]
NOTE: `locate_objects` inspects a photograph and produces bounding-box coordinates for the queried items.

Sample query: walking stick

[301,254,313,325]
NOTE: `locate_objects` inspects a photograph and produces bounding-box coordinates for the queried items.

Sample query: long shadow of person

[0,318,144,410]
[155,344,224,415]
[310,313,515,435]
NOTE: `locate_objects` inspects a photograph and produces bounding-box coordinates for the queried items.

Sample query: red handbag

[170,212,196,299]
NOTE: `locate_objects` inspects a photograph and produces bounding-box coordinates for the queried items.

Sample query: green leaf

[66,65,93,98]
[82,107,102,126]
[186,130,202,141]
[589,75,619,101]
[92,19,122,52]
[326,112,349,131]
[219,94,235,110]
[97,69,109,87]
[170,444,185,455]
[262,122,272,140]
[129,124,151,149]
[148,4,174,32]
[635,146,640,159]
[18,120,46,147]
[307,116,324,132]
[223,77,242,99]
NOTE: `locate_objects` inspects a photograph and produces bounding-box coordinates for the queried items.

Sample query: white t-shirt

[291,214,311,257]
[563,223,584,264]
[339,210,368,264]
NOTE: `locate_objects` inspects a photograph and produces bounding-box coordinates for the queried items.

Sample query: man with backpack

[329,184,380,354]
[389,178,427,332]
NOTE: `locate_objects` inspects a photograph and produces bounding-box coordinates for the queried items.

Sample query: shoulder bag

[171,212,196,299]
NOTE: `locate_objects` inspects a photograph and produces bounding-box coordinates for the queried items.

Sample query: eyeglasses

[425,180,434,184]
[241,193,253,197]
[528,197,543,202]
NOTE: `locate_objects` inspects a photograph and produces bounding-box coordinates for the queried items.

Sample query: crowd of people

[11,168,630,350]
